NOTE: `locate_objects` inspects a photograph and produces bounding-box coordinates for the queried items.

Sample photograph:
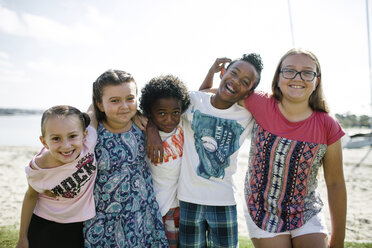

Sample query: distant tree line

[0,108,370,129]
[0,108,43,116]
[335,113,371,128]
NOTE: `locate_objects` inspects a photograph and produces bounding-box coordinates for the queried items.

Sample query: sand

[1,143,371,242]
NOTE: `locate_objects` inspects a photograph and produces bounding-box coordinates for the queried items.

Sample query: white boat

[343,131,372,149]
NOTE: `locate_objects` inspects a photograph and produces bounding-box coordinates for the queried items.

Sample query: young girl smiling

[17,105,97,248]
[83,69,168,247]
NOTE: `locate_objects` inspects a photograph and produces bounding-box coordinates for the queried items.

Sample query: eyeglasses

[280,68,317,82]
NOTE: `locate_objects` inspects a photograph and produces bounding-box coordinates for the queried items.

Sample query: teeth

[61,151,74,156]
[226,84,235,94]
[290,85,303,89]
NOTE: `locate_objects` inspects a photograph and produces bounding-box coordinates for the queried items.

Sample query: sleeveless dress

[83,122,168,247]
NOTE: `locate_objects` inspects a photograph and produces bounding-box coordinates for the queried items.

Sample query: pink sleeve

[325,114,345,145]
[244,91,267,114]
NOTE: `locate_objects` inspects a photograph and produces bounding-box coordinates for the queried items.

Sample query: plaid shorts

[179,201,238,248]
[163,207,180,248]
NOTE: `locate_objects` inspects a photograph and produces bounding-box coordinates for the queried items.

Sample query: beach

[1,143,371,242]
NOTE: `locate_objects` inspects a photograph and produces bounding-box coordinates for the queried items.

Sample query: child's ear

[220,71,224,79]
[220,66,226,79]
[39,136,48,149]
[315,76,320,88]
[96,101,104,112]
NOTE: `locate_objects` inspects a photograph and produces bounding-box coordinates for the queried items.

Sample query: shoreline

[1,144,371,242]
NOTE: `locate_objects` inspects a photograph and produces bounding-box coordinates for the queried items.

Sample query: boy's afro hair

[139,74,190,117]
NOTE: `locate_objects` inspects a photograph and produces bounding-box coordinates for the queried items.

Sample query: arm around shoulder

[146,119,163,163]
[87,104,98,129]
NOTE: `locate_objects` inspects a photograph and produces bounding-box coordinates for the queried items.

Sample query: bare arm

[16,185,39,248]
[199,57,231,92]
[322,139,347,248]
[87,104,98,129]
[132,111,148,131]
[146,119,163,163]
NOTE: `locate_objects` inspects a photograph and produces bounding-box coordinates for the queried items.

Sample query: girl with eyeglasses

[201,48,346,248]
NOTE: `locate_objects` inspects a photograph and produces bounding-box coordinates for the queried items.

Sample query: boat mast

[287,0,295,47]
[366,0,372,127]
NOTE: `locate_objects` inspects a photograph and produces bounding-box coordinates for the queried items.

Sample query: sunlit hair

[139,74,190,117]
[271,48,329,113]
[226,53,264,91]
[92,69,137,122]
[41,105,90,137]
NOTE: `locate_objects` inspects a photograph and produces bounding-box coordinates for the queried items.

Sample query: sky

[0,0,371,116]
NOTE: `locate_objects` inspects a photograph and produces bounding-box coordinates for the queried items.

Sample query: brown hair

[41,105,90,136]
[92,69,136,122]
[271,48,329,113]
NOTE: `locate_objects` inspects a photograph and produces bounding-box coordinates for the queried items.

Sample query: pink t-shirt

[243,91,344,233]
[244,91,343,145]
[26,126,97,223]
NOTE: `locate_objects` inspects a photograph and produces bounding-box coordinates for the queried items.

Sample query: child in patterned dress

[16,105,97,248]
[139,75,190,248]
[83,69,168,247]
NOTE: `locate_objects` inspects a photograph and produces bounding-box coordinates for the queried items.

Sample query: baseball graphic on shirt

[201,136,218,152]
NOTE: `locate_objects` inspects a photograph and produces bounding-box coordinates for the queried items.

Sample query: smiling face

[278,54,319,104]
[214,60,258,109]
[150,97,182,133]
[40,115,87,166]
[97,81,137,132]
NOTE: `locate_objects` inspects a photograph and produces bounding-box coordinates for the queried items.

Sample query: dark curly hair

[226,53,264,90]
[139,74,190,117]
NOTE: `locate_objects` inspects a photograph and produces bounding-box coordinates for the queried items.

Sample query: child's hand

[200,57,231,91]
[146,119,164,163]
[132,112,148,131]
[210,57,231,75]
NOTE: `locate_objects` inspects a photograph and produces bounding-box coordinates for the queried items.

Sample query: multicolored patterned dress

[83,122,168,247]
[244,91,344,233]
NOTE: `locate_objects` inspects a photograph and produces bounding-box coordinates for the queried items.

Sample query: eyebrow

[282,65,315,70]
[232,65,253,82]
[49,130,79,136]
[108,94,134,100]
[156,107,181,111]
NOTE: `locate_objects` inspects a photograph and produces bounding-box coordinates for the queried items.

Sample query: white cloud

[0,4,105,46]
[0,51,10,68]
[0,5,24,34]
[0,51,9,60]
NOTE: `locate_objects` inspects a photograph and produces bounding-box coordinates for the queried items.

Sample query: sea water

[0,115,42,146]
